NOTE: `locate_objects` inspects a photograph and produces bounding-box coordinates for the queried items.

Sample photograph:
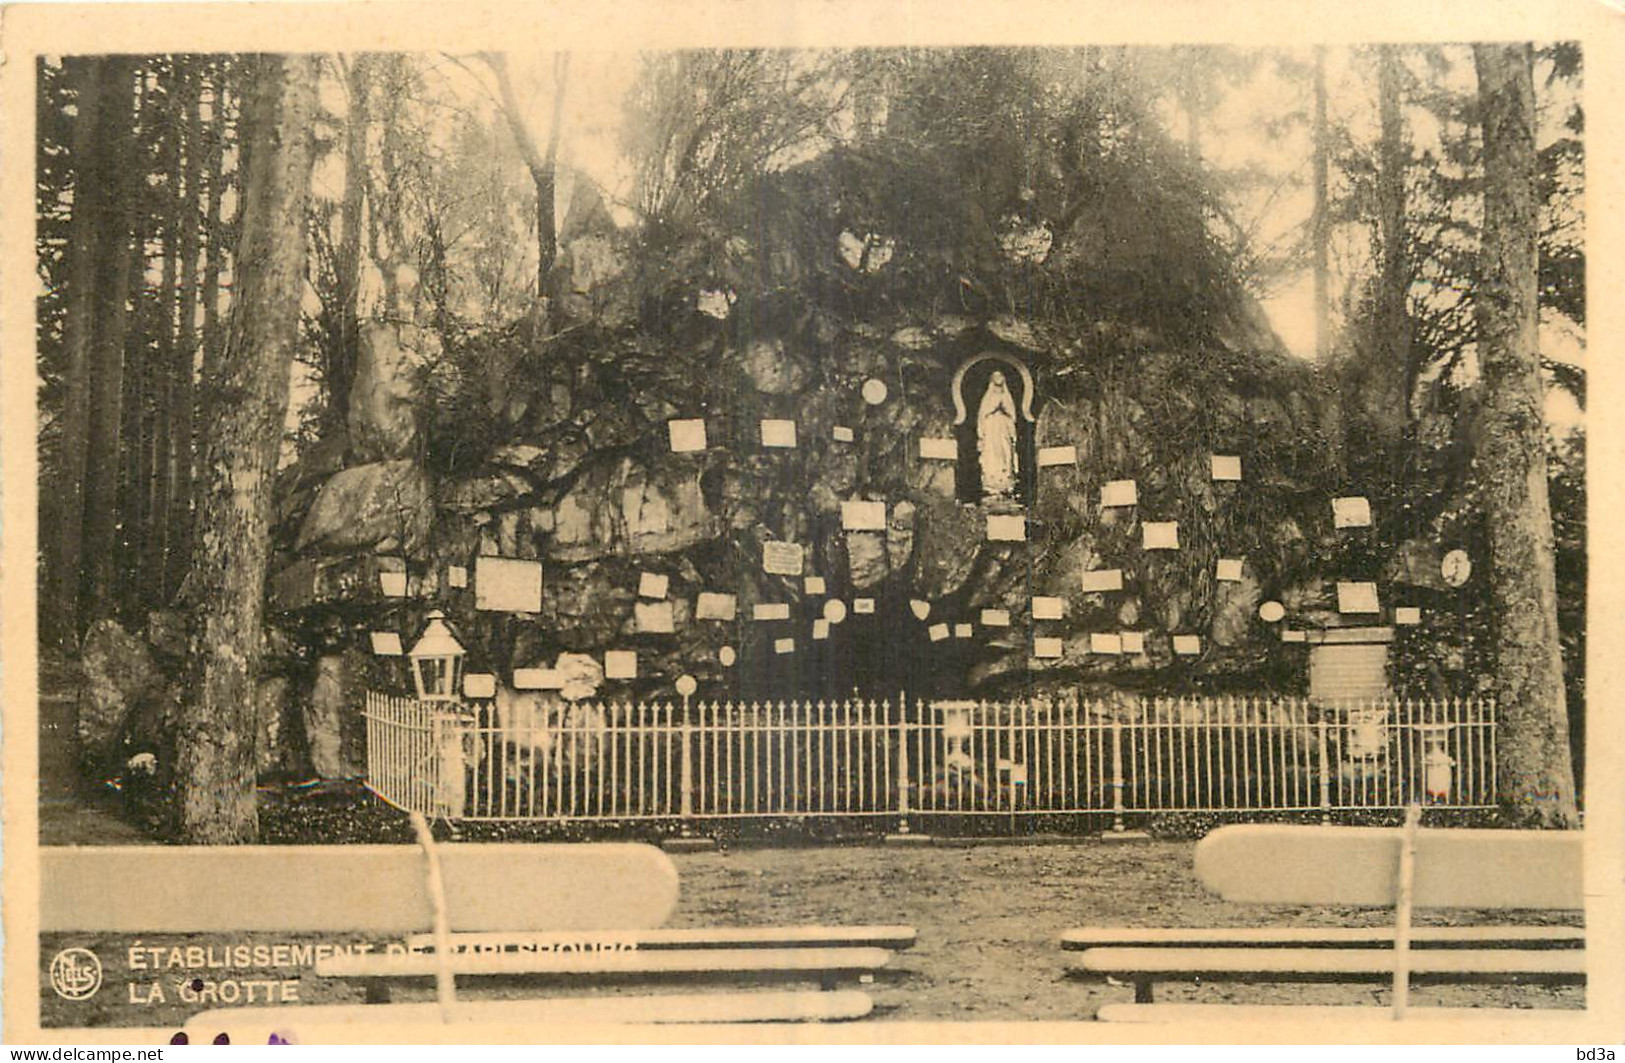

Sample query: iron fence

[363,691,1496,827]
[362,691,444,815]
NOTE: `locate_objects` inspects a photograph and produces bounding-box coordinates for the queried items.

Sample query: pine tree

[81,57,143,626]
[1472,42,1577,828]
[174,54,318,843]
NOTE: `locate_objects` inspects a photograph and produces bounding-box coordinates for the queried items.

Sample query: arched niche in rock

[951,352,1038,507]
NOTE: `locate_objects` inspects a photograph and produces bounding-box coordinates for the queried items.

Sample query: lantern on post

[408,610,465,702]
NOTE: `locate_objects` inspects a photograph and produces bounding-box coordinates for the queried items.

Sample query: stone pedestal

[883,832,933,847]
[661,836,718,853]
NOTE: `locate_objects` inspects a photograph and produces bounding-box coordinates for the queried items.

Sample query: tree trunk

[330,54,370,428]
[175,54,317,844]
[1311,45,1330,362]
[81,57,141,626]
[46,56,105,646]
[376,66,408,319]
[1473,43,1578,828]
[120,104,153,618]
[200,62,235,394]
[144,60,184,609]
[167,62,203,599]
[537,53,569,295]
[1176,50,1203,158]
[1374,46,1412,434]
[487,51,566,302]
[182,62,228,581]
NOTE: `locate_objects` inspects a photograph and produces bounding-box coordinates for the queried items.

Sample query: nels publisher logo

[49,947,103,1001]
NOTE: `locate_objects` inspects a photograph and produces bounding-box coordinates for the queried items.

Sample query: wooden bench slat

[1070,946,1587,983]
[1071,826,1588,1018]
[403,925,918,954]
[1194,826,1583,910]
[42,844,679,934]
[318,946,894,981]
[185,989,876,1033]
[1062,926,1585,950]
[1095,1003,1576,1023]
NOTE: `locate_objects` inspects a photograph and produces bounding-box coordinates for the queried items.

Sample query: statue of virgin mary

[977,370,1019,500]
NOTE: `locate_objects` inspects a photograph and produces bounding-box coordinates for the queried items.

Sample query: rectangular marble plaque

[1038,446,1077,468]
[762,540,805,576]
[954,623,973,639]
[928,623,949,642]
[379,571,408,598]
[918,437,958,460]
[812,619,830,640]
[514,668,563,690]
[1091,633,1123,655]
[604,651,638,679]
[1100,479,1138,507]
[1395,606,1422,625]
[1080,568,1124,593]
[1337,581,1381,614]
[774,637,795,655]
[832,425,855,443]
[369,632,403,656]
[1173,634,1202,655]
[986,514,1027,542]
[753,603,790,621]
[1216,558,1244,582]
[696,592,737,621]
[638,572,669,599]
[842,500,887,531]
[1333,496,1373,529]
[1032,596,1065,620]
[1143,522,1180,550]
[1033,637,1064,658]
[1121,631,1146,654]
[474,556,543,612]
[980,609,1010,628]
[804,575,826,594]
[635,600,675,634]
[760,419,798,448]
[446,565,468,589]
[668,418,708,453]
[1211,454,1242,481]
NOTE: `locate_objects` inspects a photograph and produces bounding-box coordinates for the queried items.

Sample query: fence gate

[362,691,1496,828]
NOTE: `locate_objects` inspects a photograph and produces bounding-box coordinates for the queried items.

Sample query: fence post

[677,677,696,829]
[894,690,912,835]
[1109,700,1127,834]
[660,676,716,852]
[1317,705,1332,824]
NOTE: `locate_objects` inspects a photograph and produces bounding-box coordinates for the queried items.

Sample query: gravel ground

[663,840,1583,1021]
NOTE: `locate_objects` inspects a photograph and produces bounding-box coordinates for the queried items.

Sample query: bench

[42,816,905,1035]
[180,992,878,1041]
[1064,925,1583,951]
[317,945,895,995]
[402,925,918,954]
[1064,808,1585,1020]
